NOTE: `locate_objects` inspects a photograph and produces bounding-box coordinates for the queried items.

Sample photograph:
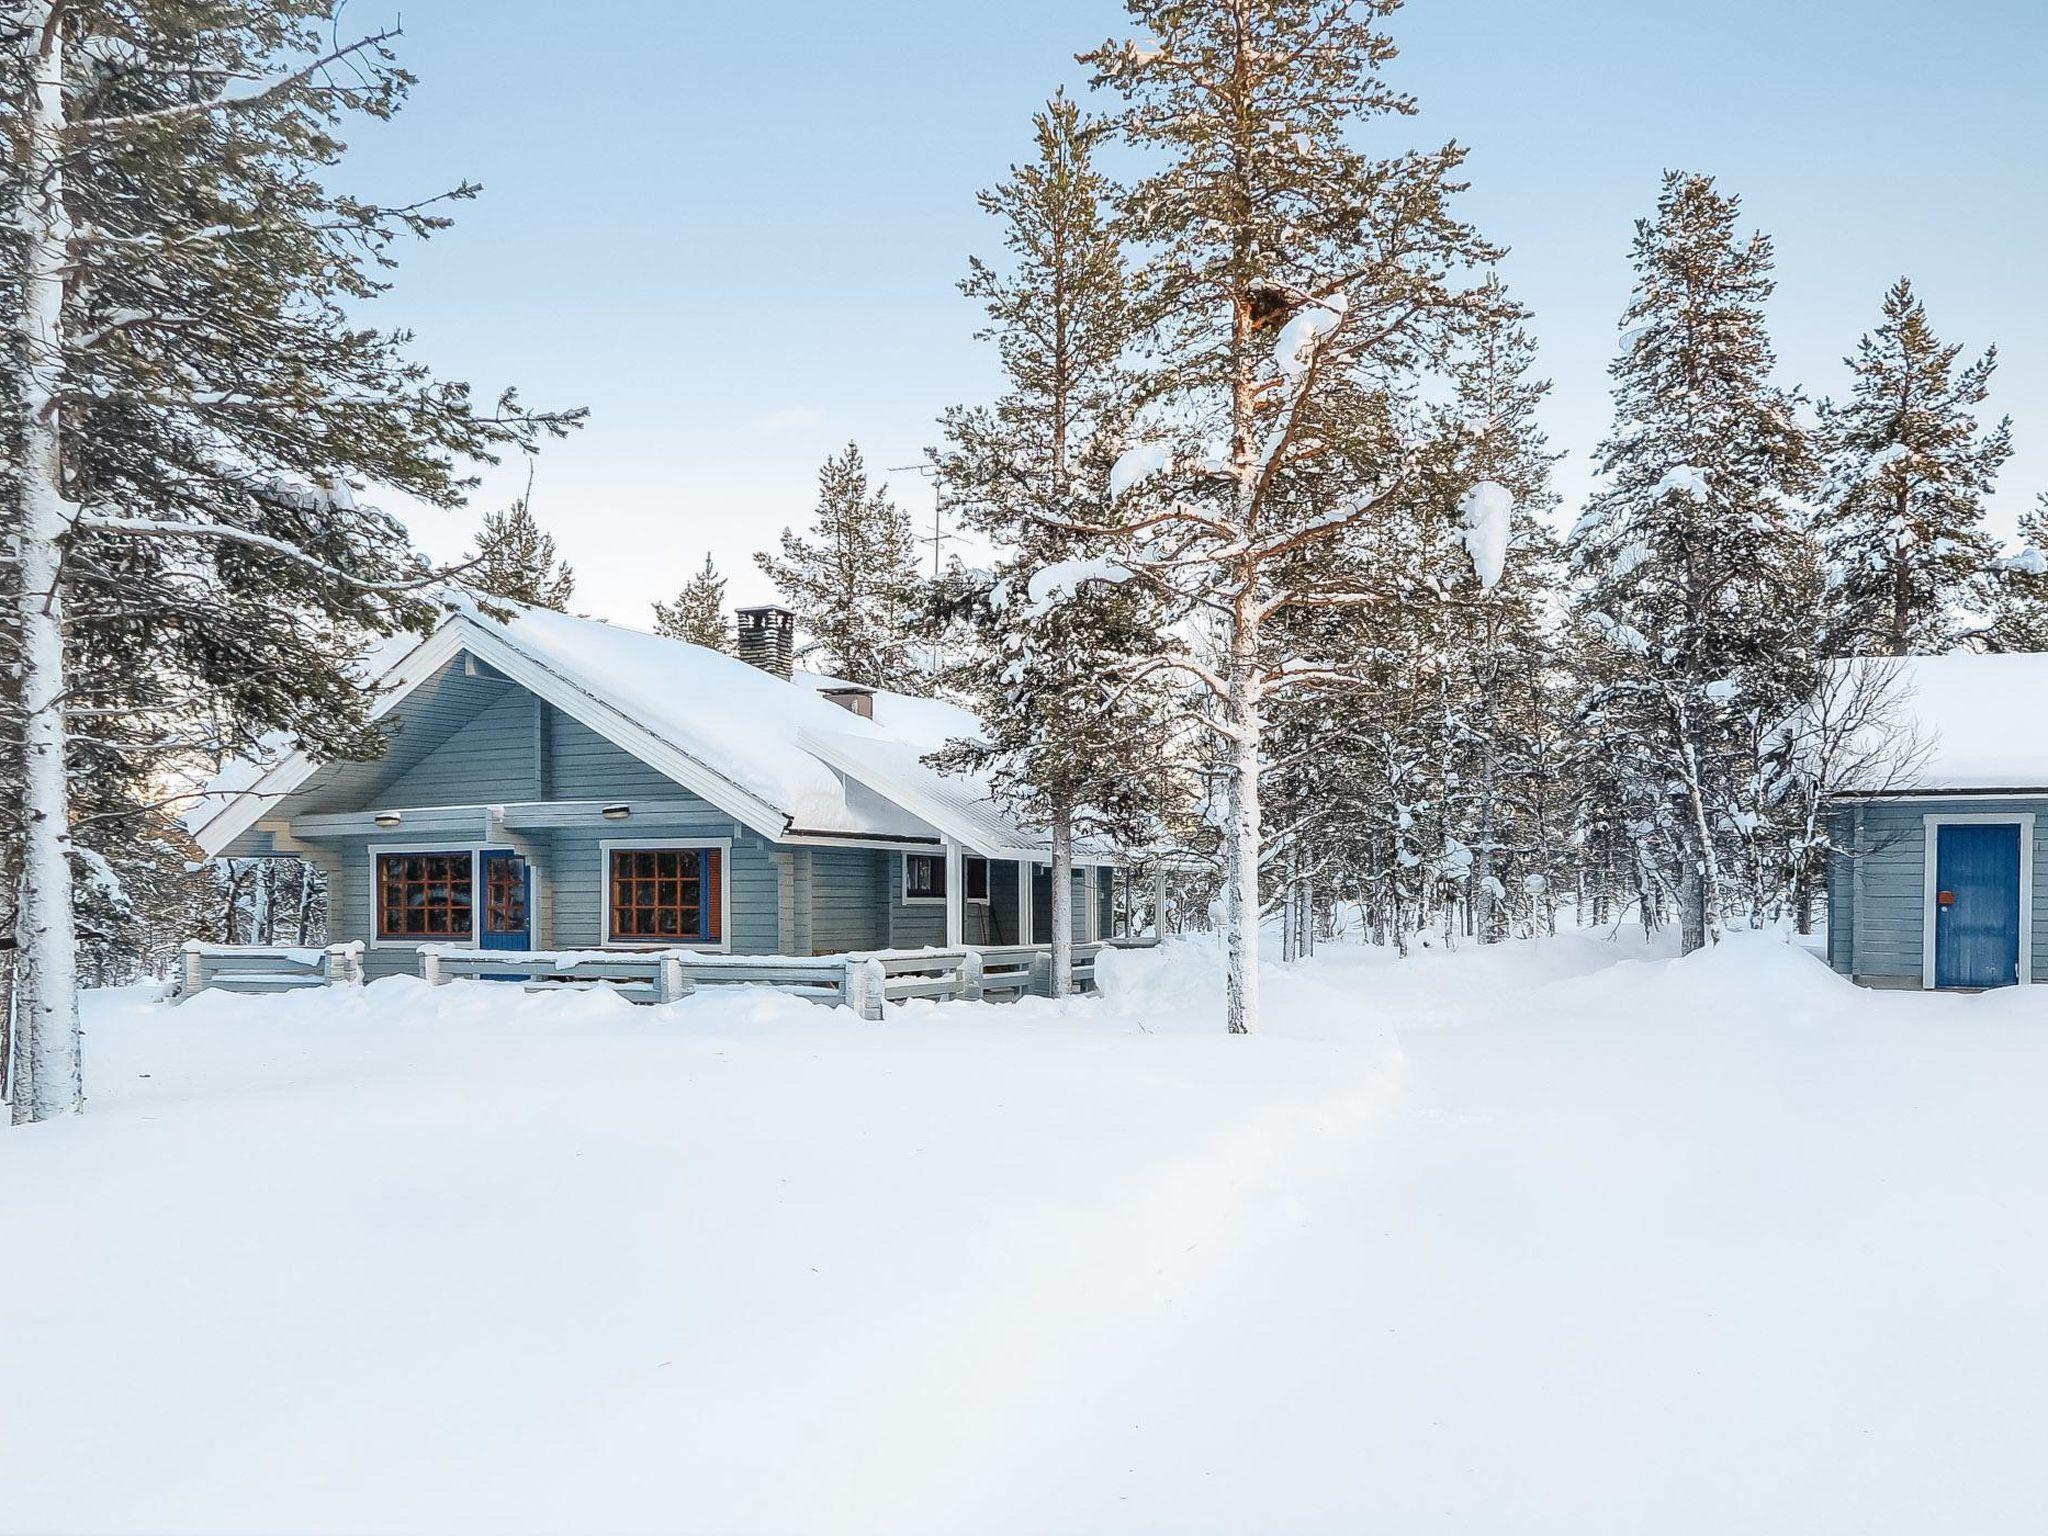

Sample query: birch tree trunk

[10,4,84,1123]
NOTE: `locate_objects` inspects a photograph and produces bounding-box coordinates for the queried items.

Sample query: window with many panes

[607,847,722,944]
[485,856,529,936]
[377,852,475,940]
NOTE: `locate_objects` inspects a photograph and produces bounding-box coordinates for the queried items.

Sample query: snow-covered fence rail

[422,947,690,1003]
[174,937,1161,1011]
[420,947,854,1008]
[177,942,364,1000]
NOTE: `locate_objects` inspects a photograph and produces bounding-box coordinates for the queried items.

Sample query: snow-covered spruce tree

[1566,171,1815,952]
[1409,276,1564,943]
[932,93,1181,996]
[466,495,574,611]
[1813,278,2011,655]
[1078,0,1507,1031]
[652,553,731,651]
[1982,496,2048,652]
[756,443,927,690]
[1,6,579,1122]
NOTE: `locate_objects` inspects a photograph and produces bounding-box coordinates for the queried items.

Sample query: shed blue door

[480,851,531,952]
[1934,823,2022,989]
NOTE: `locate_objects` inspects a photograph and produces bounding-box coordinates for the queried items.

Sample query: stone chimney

[735,605,795,680]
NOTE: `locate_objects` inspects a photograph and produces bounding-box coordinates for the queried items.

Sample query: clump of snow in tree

[1273,293,1349,380]
[1000,557,1137,619]
[1109,441,1172,499]
[1652,464,1711,500]
[1702,677,1743,704]
[1457,480,1514,590]
[2003,546,2048,577]
[1860,441,1917,479]
[1585,610,1652,656]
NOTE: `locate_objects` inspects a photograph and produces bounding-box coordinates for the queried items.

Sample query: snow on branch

[73,514,473,594]
[1652,465,1710,500]
[1011,556,1136,618]
[1109,441,1173,500]
[72,26,403,137]
[1273,293,1349,381]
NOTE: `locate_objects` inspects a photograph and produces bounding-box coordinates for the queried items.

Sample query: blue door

[480,851,531,953]
[1934,823,2022,989]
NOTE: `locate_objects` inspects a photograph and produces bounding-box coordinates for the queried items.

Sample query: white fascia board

[188,622,472,857]
[436,620,794,843]
[195,615,799,857]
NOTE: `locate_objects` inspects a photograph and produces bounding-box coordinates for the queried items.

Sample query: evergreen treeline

[10,0,2048,1075]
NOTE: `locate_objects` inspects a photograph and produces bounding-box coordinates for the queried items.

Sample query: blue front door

[1934,823,2022,989]
[480,851,531,952]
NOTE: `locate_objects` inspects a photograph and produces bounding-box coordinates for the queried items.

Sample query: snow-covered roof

[187,600,1119,861]
[1830,652,2048,793]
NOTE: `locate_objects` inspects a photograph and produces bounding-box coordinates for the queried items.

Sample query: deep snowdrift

[5,932,2047,1534]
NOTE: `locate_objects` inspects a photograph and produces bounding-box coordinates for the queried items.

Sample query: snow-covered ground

[7,932,2048,1534]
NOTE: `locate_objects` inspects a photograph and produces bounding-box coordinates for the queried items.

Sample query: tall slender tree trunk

[1222,587,1261,1034]
[1050,804,1073,998]
[1474,734,1499,943]
[10,4,83,1123]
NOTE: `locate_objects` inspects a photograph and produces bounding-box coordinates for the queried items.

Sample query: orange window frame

[607,847,722,944]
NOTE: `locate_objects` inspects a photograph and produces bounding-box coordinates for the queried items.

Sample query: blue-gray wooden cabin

[1827,655,2046,990]
[188,603,1124,979]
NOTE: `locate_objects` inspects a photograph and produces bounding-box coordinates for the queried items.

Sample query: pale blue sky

[345,0,2048,621]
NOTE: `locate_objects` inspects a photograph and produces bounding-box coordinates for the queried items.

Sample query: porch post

[1018,859,1033,945]
[944,839,964,949]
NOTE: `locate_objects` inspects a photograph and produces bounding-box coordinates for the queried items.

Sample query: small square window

[904,853,944,901]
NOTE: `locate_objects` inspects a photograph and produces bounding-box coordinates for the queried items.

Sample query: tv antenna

[889,461,957,581]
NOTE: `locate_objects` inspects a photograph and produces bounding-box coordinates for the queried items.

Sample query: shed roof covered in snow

[186,599,1122,861]
[1829,652,2048,795]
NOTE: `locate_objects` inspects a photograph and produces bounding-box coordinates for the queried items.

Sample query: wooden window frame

[484,853,531,940]
[599,838,732,952]
[904,852,989,906]
[373,844,480,946]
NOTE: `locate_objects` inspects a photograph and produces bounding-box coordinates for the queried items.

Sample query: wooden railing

[178,941,364,999]
[176,937,1161,1013]
[418,947,849,1006]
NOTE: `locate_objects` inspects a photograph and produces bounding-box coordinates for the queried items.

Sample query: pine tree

[1982,495,2048,652]
[1076,0,1508,1030]
[652,554,731,651]
[1814,278,2011,655]
[1566,171,1815,952]
[933,93,1180,995]
[1414,277,1564,944]
[1,7,579,1121]
[467,497,575,611]
[756,443,925,690]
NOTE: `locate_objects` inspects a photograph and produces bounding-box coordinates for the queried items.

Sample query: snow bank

[8,932,2048,1533]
